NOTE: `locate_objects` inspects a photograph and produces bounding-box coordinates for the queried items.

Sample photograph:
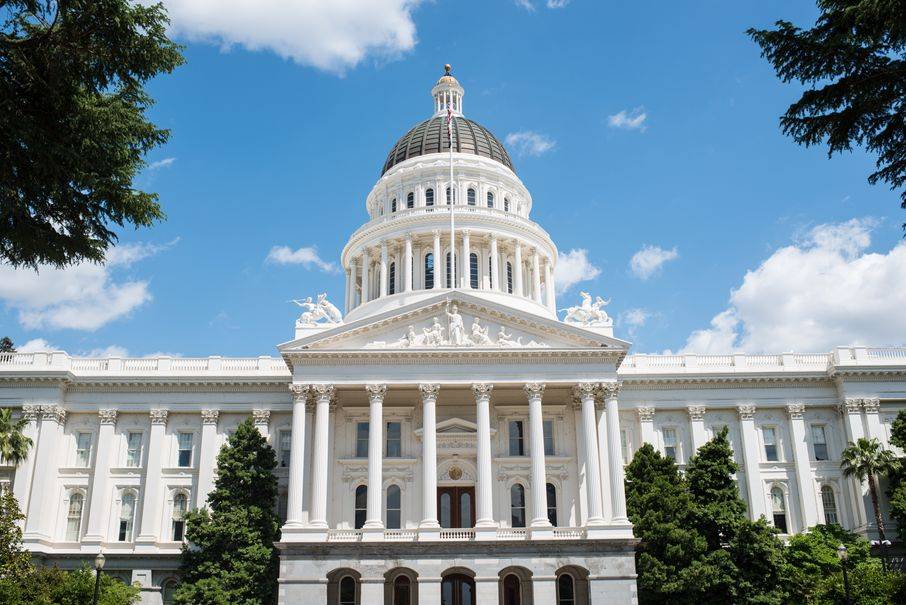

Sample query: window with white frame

[172,492,187,541]
[770,486,788,533]
[508,420,525,456]
[65,491,84,541]
[279,430,292,468]
[355,422,369,458]
[177,432,193,467]
[762,427,779,462]
[386,484,401,529]
[386,422,402,458]
[125,431,143,467]
[663,428,678,461]
[543,420,555,456]
[620,429,630,464]
[821,485,839,525]
[118,491,136,541]
[811,425,829,461]
[75,432,92,467]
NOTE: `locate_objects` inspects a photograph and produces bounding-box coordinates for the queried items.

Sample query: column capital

[365,383,387,403]
[419,383,440,400]
[149,408,169,425]
[687,405,706,421]
[201,409,220,425]
[405,232,413,241]
[312,384,336,401]
[573,382,597,401]
[253,409,271,426]
[637,406,655,422]
[432,229,441,237]
[786,403,805,420]
[737,404,756,421]
[289,383,309,403]
[21,404,40,422]
[472,383,493,400]
[98,409,118,425]
[489,232,498,242]
[599,381,621,400]
[840,398,863,415]
[40,405,66,424]
[523,382,545,400]
[862,397,881,414]
[461,228,471,237]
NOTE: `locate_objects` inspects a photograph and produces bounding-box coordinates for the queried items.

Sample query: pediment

[278,291,629,355]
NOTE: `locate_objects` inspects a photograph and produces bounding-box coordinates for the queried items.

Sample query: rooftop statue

[562,291,612,327]
[292,293,343,327]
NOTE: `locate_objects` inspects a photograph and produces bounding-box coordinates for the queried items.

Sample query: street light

[871,538,893,573]
[837,544,852,605]
[92,551,106,605]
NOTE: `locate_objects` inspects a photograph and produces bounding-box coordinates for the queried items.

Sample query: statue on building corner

[562,291,612,327]
[292,293,343,327]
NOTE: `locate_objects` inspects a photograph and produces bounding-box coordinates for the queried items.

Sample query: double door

[438,486,475,528]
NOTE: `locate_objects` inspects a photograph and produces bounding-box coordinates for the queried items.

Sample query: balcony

[324,527,587,542]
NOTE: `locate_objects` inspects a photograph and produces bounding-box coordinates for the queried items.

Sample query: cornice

[619,374,832,389]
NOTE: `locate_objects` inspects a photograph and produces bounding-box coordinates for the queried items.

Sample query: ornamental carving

[289,384,309,403]
[573,382,597,401]
[98,409,118,425]
[687,405,706,421]
[365,384,387,404]
[637,407,655,422]
[737,404,756,421]
[472,383,493,400]
[562,292,612,327]
[253,409,271,425]
[311,384,335,401]
[840,399,863,415]
[292,293,343,327]
[599,381,621,400]
[201,409,220,425]
[861,397,881,414]
[419,384,440,400]
[786,403,806,420]
[22,405,40,422]
[523,383,545,400]
[149,409,169,425]
[40,405,66,424]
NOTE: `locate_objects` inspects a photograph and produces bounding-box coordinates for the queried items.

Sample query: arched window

[557,574,575,605]
[467,188,476,206]
[487,191,494,208]
[546,483,558,527]
[425,253,435,289]
[354,485,367,529]
[469,253,478,289]
[387,485,401,529]
[393,575,411,605]
[339,576,357,605]
[389,262,396,295]
[391,198,397,213]
[510,484,526,528]
[406,192,414,209]
[172,492,188,541]
[504,198,510,212]
[66,492,84,541]
[118,491,136,541]
[503,574,521,605]
[162,580,178,605]
[446,252,456,288]
[425,188,434,207]
[821,485,839,525]
[446,186,455,205]
[506,262,514,294]
[771,487,787,533]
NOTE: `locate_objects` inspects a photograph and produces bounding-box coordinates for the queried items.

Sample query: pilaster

[737,404,765,520]
[787,403,819,529]
[196,409,220,509]
[84,409,118,545]
[24,405,66,542]
[136,409,168,549]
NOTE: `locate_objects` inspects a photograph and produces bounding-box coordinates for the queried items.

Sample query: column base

[418,526,441,541]
[361,525,385,542]
[530,525,554,539]
[280,526,328,543]
[475,525,498,541]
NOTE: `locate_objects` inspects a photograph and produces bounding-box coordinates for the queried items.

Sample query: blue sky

[3,0,905,357]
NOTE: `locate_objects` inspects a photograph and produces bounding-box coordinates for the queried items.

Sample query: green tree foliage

[175,417,281,605]
[840,437,899,540]
[0,337,14,353]
[0,407,33,465]
[748,1,906,211]
[0,0,184,269]
[0,488,31,580]
[889,410,906,541]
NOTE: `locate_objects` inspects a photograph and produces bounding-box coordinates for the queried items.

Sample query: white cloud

[630,245,678,280]
[157,0,421,74]
[147,157,176,170]
[620,308,649,328]
[546,0,571,7]
[505,131,556,158]
[607,107,648,131]
[0,240,172,331]
[17,338,55,352]
[555,249,601,294]
[514,0,536,10]
[83,345,130,358]
[266,245,337,273]
[680,218,906,353]
[515,0,570,9]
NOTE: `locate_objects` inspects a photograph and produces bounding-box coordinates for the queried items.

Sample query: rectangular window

[177,432,193,467]
[279,431,292,468]
[356,422,369,458]
[508,421,525,456]
[75,432,92,467]
[277,492,288,524]
[812,425,829,461]
[620,429,629,464]
[126,432,143,467]
[543,420,555,456]
[762,427,778,462]
[386,422,402,458]
[663,428,678,461]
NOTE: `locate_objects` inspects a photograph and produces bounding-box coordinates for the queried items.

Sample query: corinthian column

[285,385,308,528]
[489,234,500,291]
[361,252,370,304]
[602,382,629,523]
[363,384,387,538]
[432,230,441,289]
[788,403,819,529]
[524,383,551,529]
[531,250,542,303]
[513,241,524,297]
[419,384,440,534]
[309,384,335,529]
[84,409,117,544]
[379,242,388,297]
[473,384,495,533]
[136,409,168,547]
[196,409,220,509]
[461,229,471,288]
[404,233,413,292]
[574,384,605,526]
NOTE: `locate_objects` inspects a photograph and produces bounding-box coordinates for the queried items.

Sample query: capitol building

[2,67,905,605]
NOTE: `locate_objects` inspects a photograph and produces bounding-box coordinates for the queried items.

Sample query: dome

[381,115,515,176]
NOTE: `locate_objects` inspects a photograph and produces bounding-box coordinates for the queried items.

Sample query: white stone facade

[3,69,906,605]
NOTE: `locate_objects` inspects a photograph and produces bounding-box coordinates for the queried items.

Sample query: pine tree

[174,418,280,605]
[685,427,746,549]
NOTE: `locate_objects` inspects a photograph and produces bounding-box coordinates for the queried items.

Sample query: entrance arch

[441,568,475,605]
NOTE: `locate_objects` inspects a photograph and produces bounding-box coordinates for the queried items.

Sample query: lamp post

[92,551,105,605]
[837,544,852,605]
[871,538,892,573]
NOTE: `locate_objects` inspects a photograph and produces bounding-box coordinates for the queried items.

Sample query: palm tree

[840,437,899,541]
[0,408,32,466]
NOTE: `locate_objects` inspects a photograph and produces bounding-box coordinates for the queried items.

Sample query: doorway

[441,574,475,605]
[438,487,475,528]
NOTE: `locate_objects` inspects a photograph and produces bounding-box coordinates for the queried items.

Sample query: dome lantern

[431,63,464,117]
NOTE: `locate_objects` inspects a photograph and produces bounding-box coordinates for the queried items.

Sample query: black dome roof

[382,115,514,176]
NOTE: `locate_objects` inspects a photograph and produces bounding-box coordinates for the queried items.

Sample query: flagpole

[448,102,456,290]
